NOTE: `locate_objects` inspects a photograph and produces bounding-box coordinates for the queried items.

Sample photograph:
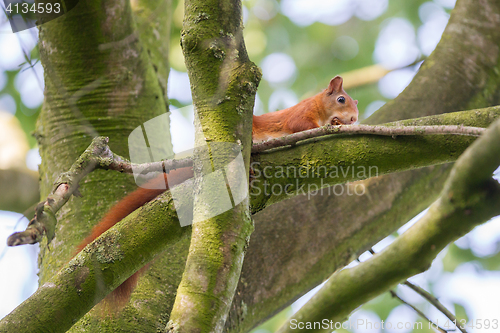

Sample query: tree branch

[6,137,191,247]
[389,290,448,333]
[403,281,468,333]
[251,124,485,153]
[7,137,111,246]
[250,108,499,211]
[277,116,500,333]
[167,0,261,331]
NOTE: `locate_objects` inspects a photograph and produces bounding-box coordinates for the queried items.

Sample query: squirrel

[252,76,358,142]
[76,75,358,310]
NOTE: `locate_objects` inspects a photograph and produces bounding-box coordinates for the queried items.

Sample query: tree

[1,0,500,332]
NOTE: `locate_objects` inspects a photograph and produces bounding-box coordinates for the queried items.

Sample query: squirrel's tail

[75,167,194,311]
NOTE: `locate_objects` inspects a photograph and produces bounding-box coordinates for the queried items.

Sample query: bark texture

[33,0,171,331]
[167,0,261,331]
[278,117,500,333]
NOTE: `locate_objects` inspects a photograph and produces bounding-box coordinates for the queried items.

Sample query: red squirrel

[252,76,358,142]
[77,76,358,309]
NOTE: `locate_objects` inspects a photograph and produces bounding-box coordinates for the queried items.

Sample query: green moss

[36,0,169,285]
[249,108,499,212]
[65,256,85,274]
[89,230,124,264]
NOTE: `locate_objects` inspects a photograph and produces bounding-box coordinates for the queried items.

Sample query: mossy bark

[167,0,261,331]
[32,0,171,331]
[131,0,173,108]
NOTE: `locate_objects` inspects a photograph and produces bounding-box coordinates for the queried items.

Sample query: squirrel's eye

[337,96,345,104]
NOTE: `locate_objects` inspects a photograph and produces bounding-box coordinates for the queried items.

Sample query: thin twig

[403,281,468,333]
[368,248,467,333]
[100,146,192,176]
[7,137,192,246]
[251,124,485,153]
[389,290,450,333]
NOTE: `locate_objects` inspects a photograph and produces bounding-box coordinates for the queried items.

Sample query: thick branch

[250,108,499,211]
[277,117,500,333]
[32,1,172,330]
[168,0,261,331]
[251,124,485,153]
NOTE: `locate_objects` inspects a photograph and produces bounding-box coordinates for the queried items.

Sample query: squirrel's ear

[327,76,343,94]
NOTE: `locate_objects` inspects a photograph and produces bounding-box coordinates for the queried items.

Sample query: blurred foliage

[251,307,293,333]
[168,0,448,120]
[444,244,500,272]
[0,41,41,148]
[1,69,40,148]
[362,292,402,321]
[454,303,469,323]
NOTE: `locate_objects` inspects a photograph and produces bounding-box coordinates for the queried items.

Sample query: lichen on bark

[167,0,261,331]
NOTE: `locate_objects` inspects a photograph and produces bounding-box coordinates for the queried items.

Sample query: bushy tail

[75,167,193,311]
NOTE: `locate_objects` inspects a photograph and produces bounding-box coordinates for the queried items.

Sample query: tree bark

[167,0,260,331]
[278,116,500,333]
[34,0,172,331]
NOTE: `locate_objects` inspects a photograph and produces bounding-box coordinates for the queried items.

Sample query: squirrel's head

[322,76,358,125]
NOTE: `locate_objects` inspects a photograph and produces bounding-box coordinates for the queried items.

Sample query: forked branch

[7,137,191,246]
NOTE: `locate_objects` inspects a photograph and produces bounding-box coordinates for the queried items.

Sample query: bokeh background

[1,0,500,332]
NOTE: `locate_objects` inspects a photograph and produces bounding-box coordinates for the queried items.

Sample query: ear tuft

[327,76,343,94]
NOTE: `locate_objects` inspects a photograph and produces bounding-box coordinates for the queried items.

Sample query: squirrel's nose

[350,115,357,123]
[354,100,358,105]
